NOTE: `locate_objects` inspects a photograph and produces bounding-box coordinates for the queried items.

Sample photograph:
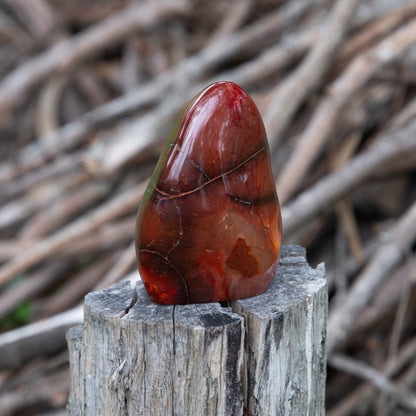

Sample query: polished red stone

[135,81,282,304]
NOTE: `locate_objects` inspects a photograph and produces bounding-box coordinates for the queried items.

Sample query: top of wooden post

[236,244,325,314]
[68,245,327,416]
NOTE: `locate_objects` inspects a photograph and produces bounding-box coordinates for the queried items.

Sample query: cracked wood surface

[67,245,327,415]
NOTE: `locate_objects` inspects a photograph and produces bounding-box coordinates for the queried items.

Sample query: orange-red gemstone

[135,81,282,304]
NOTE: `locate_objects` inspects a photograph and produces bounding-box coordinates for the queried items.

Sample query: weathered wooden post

[67,245,327,415]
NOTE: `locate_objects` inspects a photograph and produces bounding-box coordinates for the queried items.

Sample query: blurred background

[0,0,416,415]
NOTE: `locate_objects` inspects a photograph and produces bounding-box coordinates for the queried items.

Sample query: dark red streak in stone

[226,238,258,278]
[155,145,266,200]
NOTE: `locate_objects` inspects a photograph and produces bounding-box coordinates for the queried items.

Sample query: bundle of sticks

[0,0,416,414]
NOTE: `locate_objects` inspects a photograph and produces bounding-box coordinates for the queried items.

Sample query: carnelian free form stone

[135,81,282,305]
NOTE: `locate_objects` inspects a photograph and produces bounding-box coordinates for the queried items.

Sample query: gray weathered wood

[67,245,327,416]
[68,281,244,415]
[67,325,84,416]
[233,245,327,415]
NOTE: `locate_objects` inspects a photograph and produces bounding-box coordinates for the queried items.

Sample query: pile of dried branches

[0,0,416,414]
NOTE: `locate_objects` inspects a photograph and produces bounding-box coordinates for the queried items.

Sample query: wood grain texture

[67,325,84,416]
[67,245,327,415]
[233,245,327,415]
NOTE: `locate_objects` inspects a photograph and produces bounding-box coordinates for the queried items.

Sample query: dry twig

[282,118,416,235]
[327,199,416,354]
[265,0,359,150]
[328,337,416,416]
[0,0,316,184]
[0,181,146,288]
[0,261,68,320]
[95,242,136,290]
[277,17,416,202]
[0,0,190,114]
[329,354,416,411]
